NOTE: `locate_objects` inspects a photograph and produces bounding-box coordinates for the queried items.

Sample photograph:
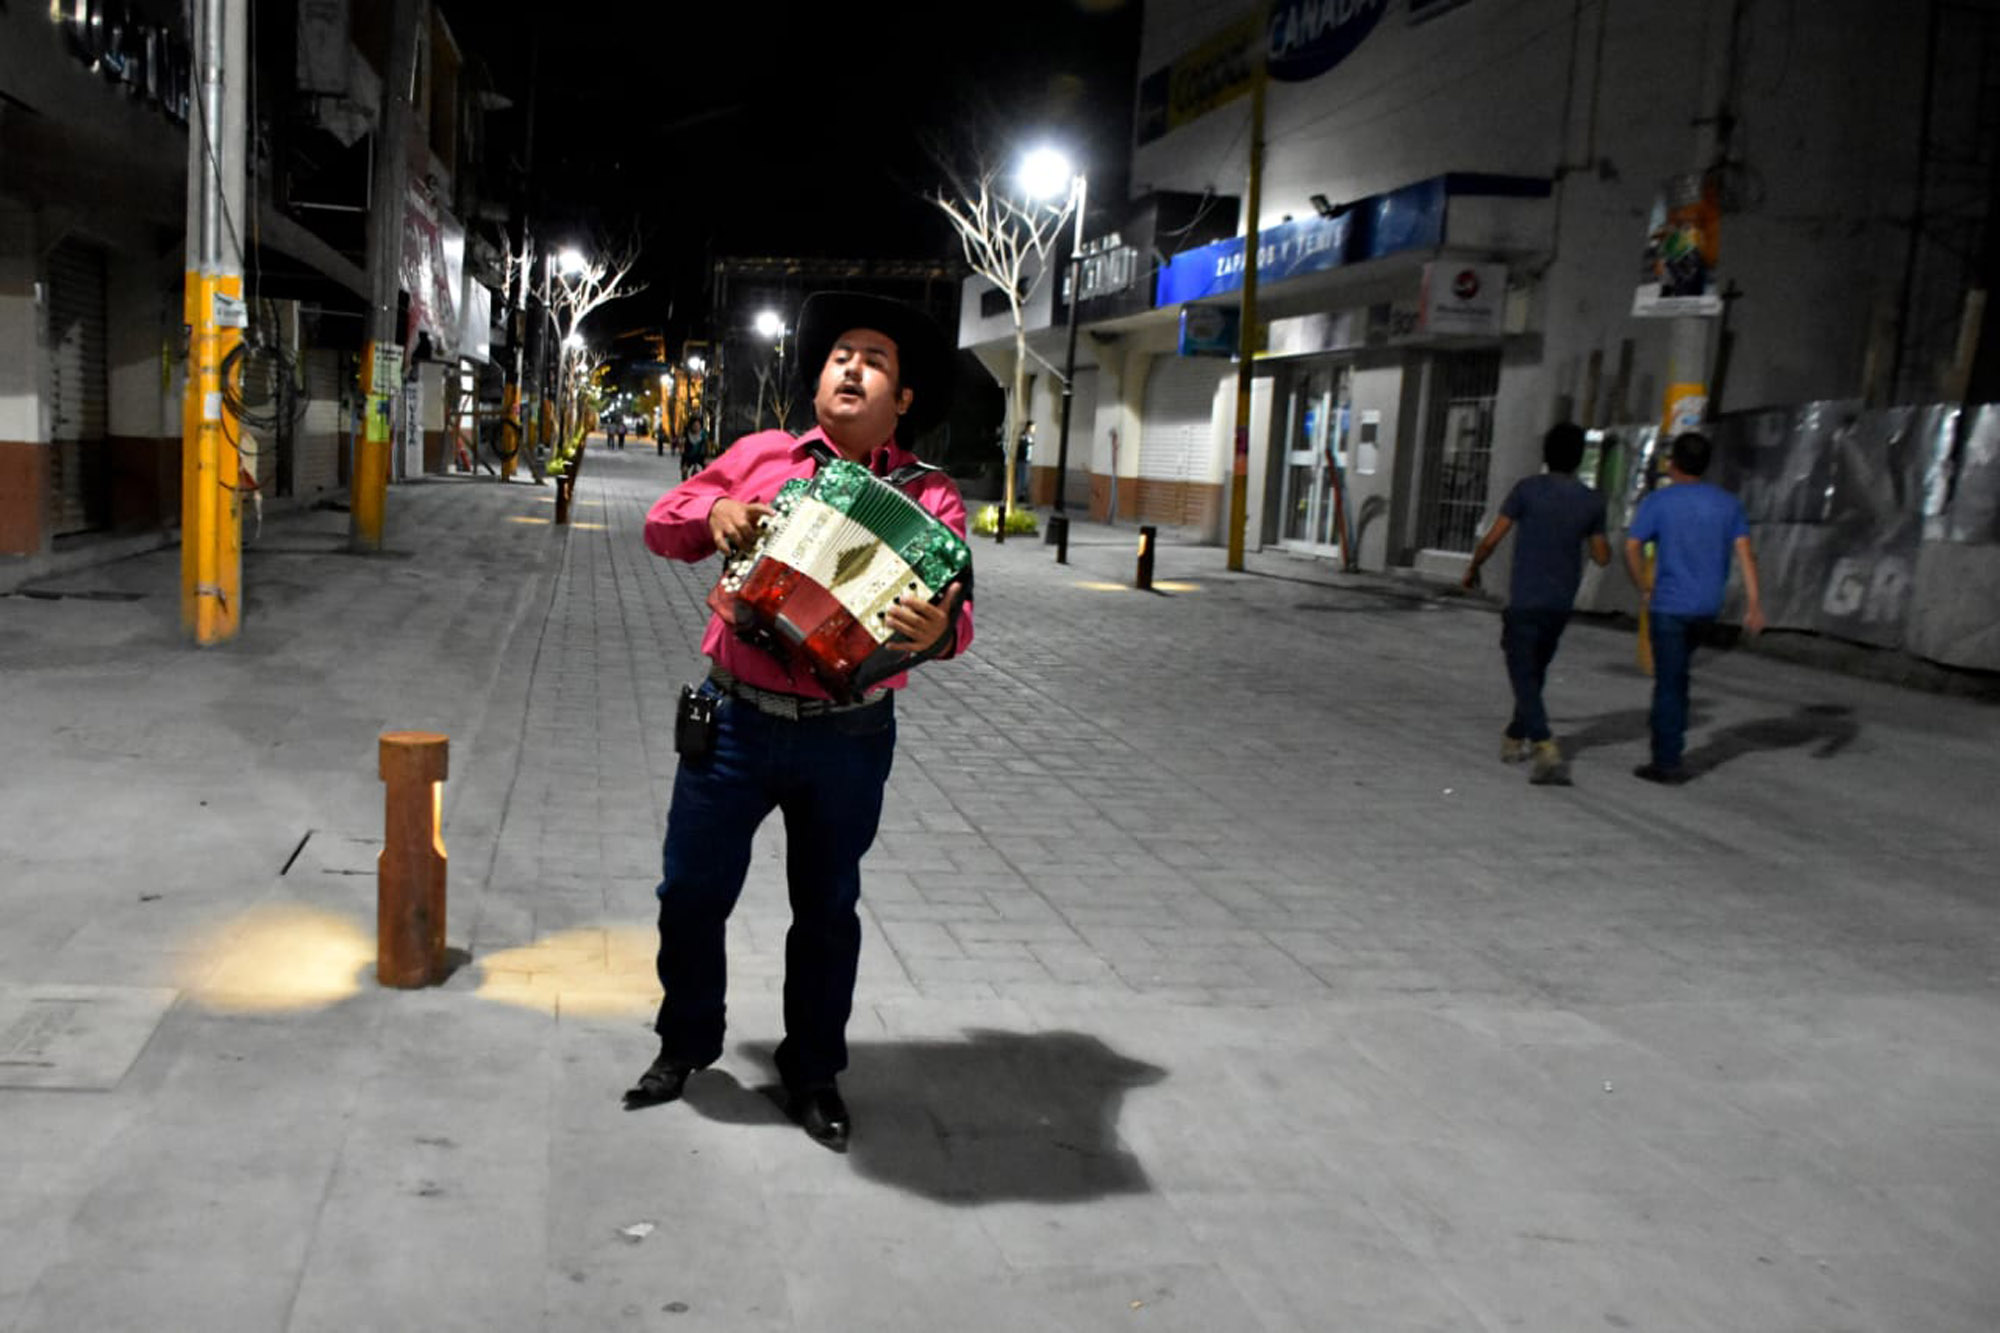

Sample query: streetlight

[556,247,587,279]
[1021,147,1087,562]
[753,310,787,431]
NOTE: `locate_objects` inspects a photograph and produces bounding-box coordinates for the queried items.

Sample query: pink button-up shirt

[644,426,975,699]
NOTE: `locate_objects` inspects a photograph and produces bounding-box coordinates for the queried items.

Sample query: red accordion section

[733,558,883,691]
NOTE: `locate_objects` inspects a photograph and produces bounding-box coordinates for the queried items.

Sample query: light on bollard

[378,730,448,988]
[1136,524,1157,590]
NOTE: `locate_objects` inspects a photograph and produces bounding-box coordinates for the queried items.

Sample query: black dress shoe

[787,1085,850,1151]
[1632,763,1690,786]
[622,1052,697,1111]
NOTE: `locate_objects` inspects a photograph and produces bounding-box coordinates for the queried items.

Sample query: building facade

[1,0,508,585]
[964,0,1977,609]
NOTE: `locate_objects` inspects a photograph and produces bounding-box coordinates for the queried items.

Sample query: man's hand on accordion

[885,582,964,656]
[708,498,774,556]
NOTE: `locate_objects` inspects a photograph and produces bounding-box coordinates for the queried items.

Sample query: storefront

[1148,175,1549,571]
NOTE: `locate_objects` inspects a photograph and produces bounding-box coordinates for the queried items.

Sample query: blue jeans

[1501,608,1570,743]
[1647,613,1710,769]
[653,685,896,1088]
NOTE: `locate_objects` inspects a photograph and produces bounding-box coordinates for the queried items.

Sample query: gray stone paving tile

[876,920,964,960]
[3,457,1998,1331]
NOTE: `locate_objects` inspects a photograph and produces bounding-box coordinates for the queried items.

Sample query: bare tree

[545,231,647,452]
[932,160,1077,523]
[750,341,797,434]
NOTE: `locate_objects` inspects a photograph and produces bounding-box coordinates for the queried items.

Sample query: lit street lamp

[1021,147,1087,562]
[753,310,788,431]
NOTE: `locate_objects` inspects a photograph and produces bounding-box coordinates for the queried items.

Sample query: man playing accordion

[626,292,974,1150]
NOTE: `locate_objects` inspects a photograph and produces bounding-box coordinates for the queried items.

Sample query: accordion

[707,459,972,702]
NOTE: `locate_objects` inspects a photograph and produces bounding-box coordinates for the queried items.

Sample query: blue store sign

[1268,0,1390,83]
[1156,213,1356,307]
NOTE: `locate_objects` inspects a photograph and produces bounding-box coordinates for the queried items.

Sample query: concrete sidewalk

[2,444,1996,1332]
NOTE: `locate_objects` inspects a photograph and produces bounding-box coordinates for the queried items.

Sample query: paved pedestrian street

[2,443,1995,1332]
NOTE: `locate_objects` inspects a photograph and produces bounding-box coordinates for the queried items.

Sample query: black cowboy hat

[794,292,956,435]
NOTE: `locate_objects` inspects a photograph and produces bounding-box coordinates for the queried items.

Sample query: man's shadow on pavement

[1556,703,1859,779]
[1558,707,1655,760]
[1681,703,1859,778]
[679,1029,1167,1205]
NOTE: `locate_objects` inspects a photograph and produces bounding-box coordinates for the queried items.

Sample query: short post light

[378,730,448,988]
[1136,524,1158,591]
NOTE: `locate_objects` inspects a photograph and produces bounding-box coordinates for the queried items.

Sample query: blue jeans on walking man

[1646,612,1709,770]
[1501,607,1571,743]
[652,685,896,1090]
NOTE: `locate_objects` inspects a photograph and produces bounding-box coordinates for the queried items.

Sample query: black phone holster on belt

[674,683,720,760]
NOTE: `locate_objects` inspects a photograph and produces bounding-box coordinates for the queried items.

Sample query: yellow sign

[1136,12,1263,145]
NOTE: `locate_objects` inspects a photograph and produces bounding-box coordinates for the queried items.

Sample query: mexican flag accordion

[707,459,971,702]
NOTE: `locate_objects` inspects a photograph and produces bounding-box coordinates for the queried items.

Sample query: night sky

[448,0,1141,363]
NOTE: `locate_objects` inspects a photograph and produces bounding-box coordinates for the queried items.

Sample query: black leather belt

[707,668,890,721]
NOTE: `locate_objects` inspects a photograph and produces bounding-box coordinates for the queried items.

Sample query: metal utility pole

[505,42,541,483]
[180,0,247,644]
[353,0,423,550]
[1226,66,1267,572]
[1049,172,1088,563]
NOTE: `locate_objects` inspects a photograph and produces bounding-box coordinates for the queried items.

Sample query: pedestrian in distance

[654,419,669,457]
[680,420,708,481]
[1461,422,1610,784]
[625,292,973,1151]
[1623,430,1767,785]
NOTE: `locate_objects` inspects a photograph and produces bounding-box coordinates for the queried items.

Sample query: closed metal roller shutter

[1138,355,1221,527]
[45,239,110,536]
[299,348,345,494]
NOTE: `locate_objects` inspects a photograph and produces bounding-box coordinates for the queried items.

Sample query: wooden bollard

[378,731,448,988]
[1135,524,1157,591]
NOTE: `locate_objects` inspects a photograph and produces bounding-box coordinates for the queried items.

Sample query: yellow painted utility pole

[353,0,421,550]
[180,0,247,644]
[1226,64,1267,572]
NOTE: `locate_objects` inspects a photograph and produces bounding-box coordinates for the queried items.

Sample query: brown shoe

[1529,740,1568,785]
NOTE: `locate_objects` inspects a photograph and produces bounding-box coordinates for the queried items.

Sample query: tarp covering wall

[1594,402,2000,672]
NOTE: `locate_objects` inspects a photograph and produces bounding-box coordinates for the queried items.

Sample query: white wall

[1344,359,1404,569]
[1137,0,1933,565]
[1133,0,1573,223]
[107,257,172,440]
[0,203,39,442]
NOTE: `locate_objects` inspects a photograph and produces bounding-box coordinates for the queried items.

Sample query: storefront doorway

[1277,361,1353,559]
[1414,351,1501,554]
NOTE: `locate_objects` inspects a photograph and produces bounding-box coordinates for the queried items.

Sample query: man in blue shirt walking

[1624,431,1767,784]
[1463,423,1610,784]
